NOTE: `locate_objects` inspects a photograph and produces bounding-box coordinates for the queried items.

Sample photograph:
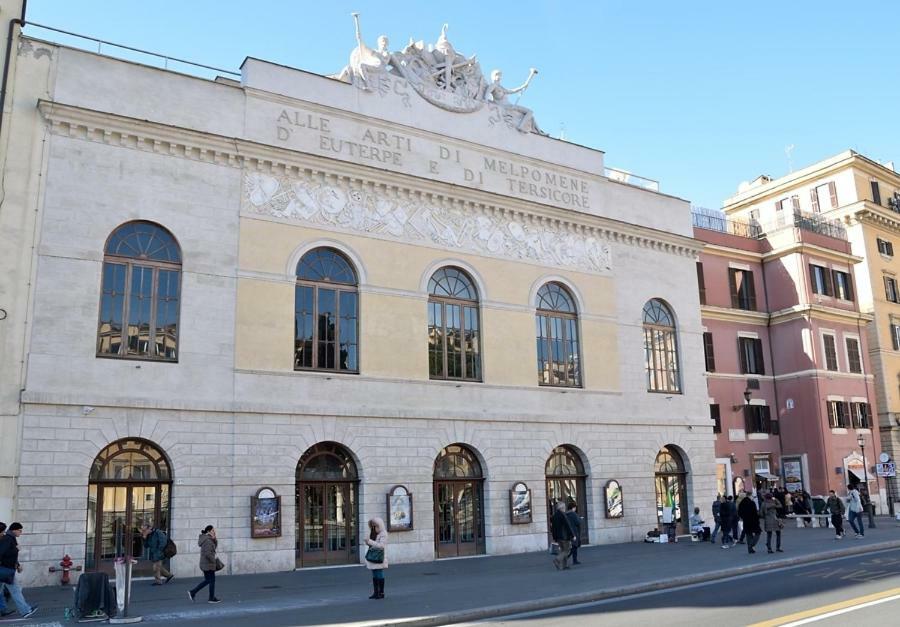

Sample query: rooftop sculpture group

[335,14,543,134]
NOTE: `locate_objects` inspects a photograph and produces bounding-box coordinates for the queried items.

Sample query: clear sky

[21,0,900,209]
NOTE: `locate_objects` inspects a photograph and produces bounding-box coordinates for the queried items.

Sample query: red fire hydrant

[48,554,82,585]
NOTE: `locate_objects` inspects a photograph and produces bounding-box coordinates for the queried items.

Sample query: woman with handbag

[364,517,388,599]
[188,525,222,604]
[760,493,784,554]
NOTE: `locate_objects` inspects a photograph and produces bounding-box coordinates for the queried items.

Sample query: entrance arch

[433,444,485,558]
[655,446,689,534]
[545,445,589,545]
[295,442,359,567]
[86,438,172,577]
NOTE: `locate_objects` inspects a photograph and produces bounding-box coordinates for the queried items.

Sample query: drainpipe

[0,0,27,143]
[759,240,786,487]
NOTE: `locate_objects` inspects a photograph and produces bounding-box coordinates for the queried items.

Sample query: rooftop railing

[21,22,240,79]
[605,167,659,192]
[786,211,847,240]
[691,207,761,238]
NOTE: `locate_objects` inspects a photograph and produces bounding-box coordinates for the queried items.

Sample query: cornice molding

[700,305,769,325]
[37,100,701,262]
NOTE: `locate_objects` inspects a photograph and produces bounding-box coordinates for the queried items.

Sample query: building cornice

[769,304,873,326]
[699,243,762,262]
[700,306,769,325]
[37,100,702,261]
[762,241,862,265]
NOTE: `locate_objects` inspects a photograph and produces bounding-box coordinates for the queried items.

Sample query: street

[461,547,900,627]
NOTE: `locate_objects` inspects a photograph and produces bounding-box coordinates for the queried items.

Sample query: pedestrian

[0,523,39,619]
[688,507,707,540]
[710,495,722,543]
[847,484,865,538]
[737,493,762,554]
[187,525,220,604]
[550,501,574,569]
[0,522,9,608]
[733,492,745,544]
[826,490,845,539]
[364,517,388,599]
[140,523,174,586]
[760,493,784,553]
[565,500,582,565]
[719,495,735,548]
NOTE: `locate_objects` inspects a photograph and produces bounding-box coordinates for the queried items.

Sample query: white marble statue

[483,68,540,134]
[335,13,394,90]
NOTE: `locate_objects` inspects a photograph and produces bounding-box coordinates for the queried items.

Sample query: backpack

[162,537,177,559]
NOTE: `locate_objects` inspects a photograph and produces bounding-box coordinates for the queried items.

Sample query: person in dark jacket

[710,496,722,543]
[719,495,735,548]
[826,490,845,539]
[761,493,784,553]
[0,522,9,608]
[140,523,173,586]
[565,500,582,565]
[0,523,38,619]
[550,501,574,570]
[737,493,762,554]
[188,525,220,603]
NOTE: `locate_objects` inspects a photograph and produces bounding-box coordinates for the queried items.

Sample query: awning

[758,473,780,482]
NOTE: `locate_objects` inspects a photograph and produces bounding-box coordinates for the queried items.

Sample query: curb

[369,539,900,627]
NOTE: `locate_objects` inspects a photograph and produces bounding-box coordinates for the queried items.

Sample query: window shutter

[747,272,757,310]
[710,404,721,434]
[769,418,780,435]
[791,196,801,212]
[703,332,716,372]
[738,338,748,374]
[754,338,765,375]
[885,276,893,302]
[743,405,753,433]
[828,181,838,208]
[888,241,895,256]
[810,188,820,213]
[893,324,900,351]
[729,269,739,308]
[844,272,854,301]
[761,406,772,433]
[827,402,835,427]
[809,265,818,294]
[823,267,833,296]
[843,402,851,427]
[696,262,706,305]
[872,181,882,205]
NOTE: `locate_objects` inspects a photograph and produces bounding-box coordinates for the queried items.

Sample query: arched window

[535,282,581,387]
[428,267,481,381]
[97,221,181,361]
[643,299,681,393]
[295,248,359,372]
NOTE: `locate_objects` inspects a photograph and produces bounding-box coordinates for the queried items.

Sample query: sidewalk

[14,519,900,626]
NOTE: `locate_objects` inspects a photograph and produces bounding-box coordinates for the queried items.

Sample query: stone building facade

[1,13,715,585]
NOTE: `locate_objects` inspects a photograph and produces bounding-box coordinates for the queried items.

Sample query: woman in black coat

[737,494,762,554]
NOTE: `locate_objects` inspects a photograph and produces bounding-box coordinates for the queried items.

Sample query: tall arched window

[643,299,681,393]
[535,282,581,387]
[428,267,481,381]
[97,221,181,361]
[295,247,359,372]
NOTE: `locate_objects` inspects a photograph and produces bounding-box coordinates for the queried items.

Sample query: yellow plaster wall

[236,217,620,389]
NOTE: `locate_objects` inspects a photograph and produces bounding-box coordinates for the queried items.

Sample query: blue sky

[22,1,900,208]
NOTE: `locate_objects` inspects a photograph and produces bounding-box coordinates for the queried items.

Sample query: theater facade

[0,15,715,584]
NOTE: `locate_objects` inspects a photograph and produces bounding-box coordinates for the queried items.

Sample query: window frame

[696,262,706,306]
[294,248,360,374]
[643,299,682,394]
[428,267,482,382]
[832,269,854,301]
[871,181,882,206]
[96,221,182,363]
[845,335,862,374]
[885,276,899,304]
[743,404,772,434]
[851,402,871,430]
[877,238,894,257]
[710,403,721,434]
[809,264,833,297]
[827,400,850,429]
[821,332,839,372]
[703,331,716,372]
[891,322,900,351]
[738,336,765,375]
[728,268,757,311]
[535,283,582,388]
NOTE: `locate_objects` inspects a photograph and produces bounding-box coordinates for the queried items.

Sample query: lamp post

[856,433,876,529]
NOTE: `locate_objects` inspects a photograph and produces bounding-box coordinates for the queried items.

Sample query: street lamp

[732,388,752,411]
[856,433,876,529]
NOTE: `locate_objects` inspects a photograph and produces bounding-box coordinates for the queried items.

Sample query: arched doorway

[295,442,359,567]
[433,444,485,558]
[655,446,688,534]
[86,439,172,577]
[545,445,589,545]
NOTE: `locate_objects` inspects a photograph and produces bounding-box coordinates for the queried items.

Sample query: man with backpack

[140,523,175,585]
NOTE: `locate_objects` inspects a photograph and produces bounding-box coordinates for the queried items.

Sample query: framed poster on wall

[250,487,282,538]
[782,457,804,493]
[386,485,413,531]
[509,482,532,524]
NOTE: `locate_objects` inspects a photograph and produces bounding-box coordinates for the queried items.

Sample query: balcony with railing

[692,207,761,238]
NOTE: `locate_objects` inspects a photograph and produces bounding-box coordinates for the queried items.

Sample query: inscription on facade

[272,106,593,212]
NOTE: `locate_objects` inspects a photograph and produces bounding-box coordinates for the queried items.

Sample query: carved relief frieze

[244,171,612,273]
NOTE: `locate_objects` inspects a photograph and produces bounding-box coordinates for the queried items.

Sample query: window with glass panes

[822,333,838,371]
[885,276,899,303]
[728,268,756,310]
[832,270,853,301]
[846,337,862,374]
[294,248,359,372]
[97,221,181,361]
[643,299,681,393]
[738,337,765,375]
[428,267,481,381]
[535,283,581,387]
[827,401,850,428]
[852,402,871,429]
[809,264,832,296]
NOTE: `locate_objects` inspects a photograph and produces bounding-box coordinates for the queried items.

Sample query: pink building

[694,209,882,504]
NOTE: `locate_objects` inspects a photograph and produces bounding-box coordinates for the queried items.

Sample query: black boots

[369,578,384,599]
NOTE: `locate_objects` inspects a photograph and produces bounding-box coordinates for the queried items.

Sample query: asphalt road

[461,547,900,627]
